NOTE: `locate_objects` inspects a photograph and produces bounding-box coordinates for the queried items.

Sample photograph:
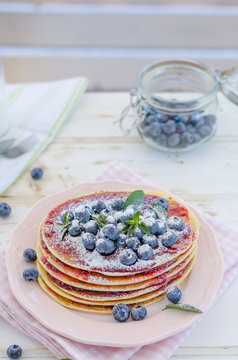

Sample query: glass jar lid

[220,67,238,105]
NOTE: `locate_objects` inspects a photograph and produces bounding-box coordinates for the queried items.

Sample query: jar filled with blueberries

[116,59,238,152]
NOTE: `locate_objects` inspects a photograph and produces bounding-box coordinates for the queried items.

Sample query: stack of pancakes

[37,190,199,313]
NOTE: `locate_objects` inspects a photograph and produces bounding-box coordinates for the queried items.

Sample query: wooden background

[0,0,238,89]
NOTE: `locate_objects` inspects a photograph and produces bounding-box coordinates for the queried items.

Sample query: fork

[1,134,40,159]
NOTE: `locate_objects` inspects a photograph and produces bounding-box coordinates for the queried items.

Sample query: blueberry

[137,244,153,260]
[168,133,180,147]
[132,227,143,240]
[96,238,115,255]
[112,303,130,322]
[126,237,140,251]
[83,220,99,235]
[131,305,147,321]
[162,120,176,135]
[100,208,110,217]
[204,114,216,126]
[143,209,156,219]
[181,131,194,145]
[197,125,212,138]
[23,267,39,281]
[157,133,167,146]
[68,220,82,236]
[159,113,169,123]
[85,205,93,215]
[173,115,181,124]
[102,224,120,241]
[0,202,11,218]
[31,167,43,180]
[193,133,202,143]
[92,200,106,213]
[180,115,189,124]
[120,249,138,266]
[161,231,178,247]
[143,217,159,235]
[115,234,127,248]
[110,198,124,211]
[153,197,168,210]
[142,114,158,128]
[143,122,161,138]
[156,220,167,235]
[195,116,205,128]
[7,345,22,359]
[142,234,158,249]
[176,122,186,133]
[191,113,200,126]
[74,206,91,223]
[82,233,96,250]
[166,285,182,304]
[120,206,137,223]
[60,210,74,222]
[186,124,197,133]
[23,248,37,262]
[105,215,117,225]
[167,216,184,231]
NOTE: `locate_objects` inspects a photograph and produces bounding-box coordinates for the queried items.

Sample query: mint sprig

[122,190,145,210]
[57,211,72,241]
[162,303,202,313]
[149,203,168,221]
[121,211,150,237]
[91,213,108,228]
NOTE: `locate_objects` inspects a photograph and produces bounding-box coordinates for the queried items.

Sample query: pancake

[37,189,200,313]
[41,190,199,276]
[37,236,196,289]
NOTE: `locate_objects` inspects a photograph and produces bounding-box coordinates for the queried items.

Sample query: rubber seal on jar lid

[219,67,238,105]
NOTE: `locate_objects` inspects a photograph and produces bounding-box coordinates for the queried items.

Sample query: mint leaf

[128,224,136,237]
[60,227,68,241]
[150,203,168,221]
[122,190,145,210]
[133,211,140,224]
[120,224,130,233]
[162,303,202,313]
[139,222,151,235]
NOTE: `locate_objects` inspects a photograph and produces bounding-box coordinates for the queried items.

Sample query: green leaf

[122,190,145,210]
[60,227,68,241]
[120,224,130,233]
[128,224,136,237]
[139,222,151,235]
[125,220,134,225]
[162,303,202,313]
[56,222,64,226]
[63,211,69,224]
[133,211,140,224]
[150,204,168,221]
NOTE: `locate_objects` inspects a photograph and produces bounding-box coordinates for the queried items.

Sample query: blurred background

[0,0,238,90]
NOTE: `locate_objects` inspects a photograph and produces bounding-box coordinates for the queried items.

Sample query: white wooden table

[1,92,238,359]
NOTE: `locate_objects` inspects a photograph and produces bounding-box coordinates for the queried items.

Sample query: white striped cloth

[0,161,238,359]
[0,77,88,194]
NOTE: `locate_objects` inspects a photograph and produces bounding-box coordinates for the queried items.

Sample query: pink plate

[6,181,224,347]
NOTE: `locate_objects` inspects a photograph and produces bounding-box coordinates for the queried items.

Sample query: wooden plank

[0,3,238,48]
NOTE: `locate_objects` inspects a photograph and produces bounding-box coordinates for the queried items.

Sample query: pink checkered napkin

[1,161,238,360]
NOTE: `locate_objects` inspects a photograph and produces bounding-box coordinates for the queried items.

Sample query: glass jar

[116,59,238,152]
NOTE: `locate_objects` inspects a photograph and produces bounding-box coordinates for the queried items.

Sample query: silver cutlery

[1,134,39,159]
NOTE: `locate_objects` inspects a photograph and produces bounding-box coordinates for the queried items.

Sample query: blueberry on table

[92,200,106,213]
[126,237,140,251]
[137,244,153,260]
[131,305,147,321]
[0,202,11,218]
[153,197,168,210]
[23,267,39,281]
[7,344,22,359]
[96,238,115,255]
[112,303,130,322]
[110,198,124,211]
[167,216,184,231]
[30,167,43,180]
[120,249,138,266]
[23,248,37,262]
[74,206,91,223]
[102,224,120,241]
[60,209,74,222]
[83,220,99,235]
[142,234,158,249]
[161,231,178,247]
[166,285,182,304]
[68,220,82,236]
[82,233,96,250]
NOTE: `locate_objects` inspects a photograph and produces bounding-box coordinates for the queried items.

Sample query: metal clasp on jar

[113,89,145,136]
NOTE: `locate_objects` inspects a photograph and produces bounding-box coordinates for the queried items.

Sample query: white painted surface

[0,91,238,359]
